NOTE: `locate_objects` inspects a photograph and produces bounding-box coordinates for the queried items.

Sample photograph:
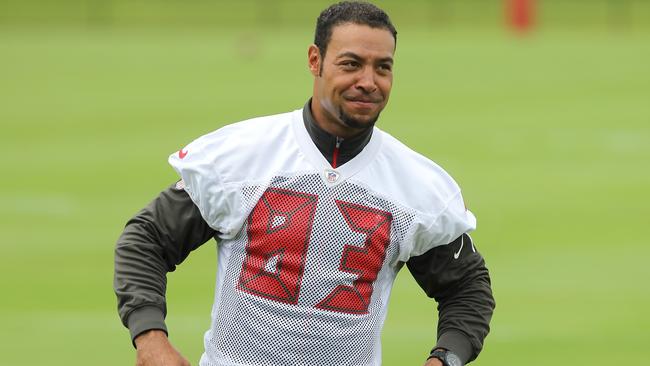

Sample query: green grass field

[1,23,649,365]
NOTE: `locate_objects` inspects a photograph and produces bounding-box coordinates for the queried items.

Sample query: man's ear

[308,44,321,77]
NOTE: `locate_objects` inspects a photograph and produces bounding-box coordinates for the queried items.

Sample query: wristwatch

[428,349,463,366]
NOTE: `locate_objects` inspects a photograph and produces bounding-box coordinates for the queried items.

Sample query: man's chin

[339,111,380,130]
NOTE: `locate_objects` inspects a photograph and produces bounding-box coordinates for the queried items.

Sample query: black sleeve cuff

[127,306,168,347]
[435,330,473,364]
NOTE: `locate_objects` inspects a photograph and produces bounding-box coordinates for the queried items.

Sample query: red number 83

[237,188,393,315]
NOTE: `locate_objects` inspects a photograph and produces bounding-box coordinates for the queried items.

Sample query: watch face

[445,353,463,366]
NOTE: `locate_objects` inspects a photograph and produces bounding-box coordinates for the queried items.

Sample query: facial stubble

[337,106,381,131]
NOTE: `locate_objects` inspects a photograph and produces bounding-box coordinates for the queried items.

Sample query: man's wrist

[134,329,168,349]
[425,357,444,366]
[428,348,464,366]
[434,331,472,364]
[127,306,168,347]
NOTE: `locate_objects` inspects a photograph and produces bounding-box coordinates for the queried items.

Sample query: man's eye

[379,64,392,72]
[341,61,360,69]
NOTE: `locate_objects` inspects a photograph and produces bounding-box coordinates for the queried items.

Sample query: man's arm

[114,182,216,344]
[407,233,495,365]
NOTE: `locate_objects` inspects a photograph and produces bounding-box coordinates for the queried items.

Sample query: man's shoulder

[377,129,456,183]
[377,129,430,159]
[368,128,463,212]
[178,109,298,159]
[207,109,297,141]
[169,108,303,184]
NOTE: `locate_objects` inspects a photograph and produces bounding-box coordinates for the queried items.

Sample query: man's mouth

[344,96,382,109]
[345,95,382,103]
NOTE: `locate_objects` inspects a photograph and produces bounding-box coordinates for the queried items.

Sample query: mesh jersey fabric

[168,108,476,366]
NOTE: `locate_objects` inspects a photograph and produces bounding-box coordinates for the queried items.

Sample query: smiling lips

[345,96,382,109]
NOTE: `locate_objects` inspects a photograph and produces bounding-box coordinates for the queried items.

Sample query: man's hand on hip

[134,330,191,366]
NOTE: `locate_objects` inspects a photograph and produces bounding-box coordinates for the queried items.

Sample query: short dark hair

[314,1,397,59]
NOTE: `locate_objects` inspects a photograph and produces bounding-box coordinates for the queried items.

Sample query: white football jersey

[169,108,476,366]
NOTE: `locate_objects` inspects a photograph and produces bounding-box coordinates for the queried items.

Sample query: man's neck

[303,99,373,168]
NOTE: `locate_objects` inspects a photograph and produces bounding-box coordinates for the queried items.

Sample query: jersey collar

[301,99,373,168]
[292,106,382,188]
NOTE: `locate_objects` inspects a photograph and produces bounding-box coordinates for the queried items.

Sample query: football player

[114,2,494,365]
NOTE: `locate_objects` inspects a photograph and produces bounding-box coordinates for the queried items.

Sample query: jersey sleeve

[402,190,476,260]
[168,132,242,238]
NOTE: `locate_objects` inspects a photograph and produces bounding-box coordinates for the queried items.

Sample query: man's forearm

[114,213,172,341]
[435,265,494,363]
[407,234,495,364]
[113,183,216,342]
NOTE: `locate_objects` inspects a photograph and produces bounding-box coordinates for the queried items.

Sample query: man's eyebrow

[377,57,394,65]
[336,51,363,60]
[336,52,394,64]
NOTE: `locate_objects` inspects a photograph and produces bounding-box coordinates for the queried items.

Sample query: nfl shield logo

[325,169,340,183]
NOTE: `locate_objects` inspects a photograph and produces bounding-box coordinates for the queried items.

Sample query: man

[114,2,495,366]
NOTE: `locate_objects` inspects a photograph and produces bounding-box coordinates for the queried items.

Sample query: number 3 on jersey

[237,188,393,314]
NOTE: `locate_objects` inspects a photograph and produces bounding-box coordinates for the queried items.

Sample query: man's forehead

[328,23,395,56]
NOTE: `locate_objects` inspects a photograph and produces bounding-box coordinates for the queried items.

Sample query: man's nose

[355,67,377,93]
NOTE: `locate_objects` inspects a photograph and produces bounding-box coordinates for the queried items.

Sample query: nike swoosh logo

[453,236,464,259]
[469,234,476,253]
[178,149,188,159]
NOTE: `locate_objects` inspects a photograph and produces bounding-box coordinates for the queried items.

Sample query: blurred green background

[1,0,649,365]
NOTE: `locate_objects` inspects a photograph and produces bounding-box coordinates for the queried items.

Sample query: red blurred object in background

[506,0,536,32]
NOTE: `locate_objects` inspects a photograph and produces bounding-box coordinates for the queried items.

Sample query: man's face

[309,23,395,136]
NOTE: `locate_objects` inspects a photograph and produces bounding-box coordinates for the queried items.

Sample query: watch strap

[428,349,448,365]
[428,349,463,366]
